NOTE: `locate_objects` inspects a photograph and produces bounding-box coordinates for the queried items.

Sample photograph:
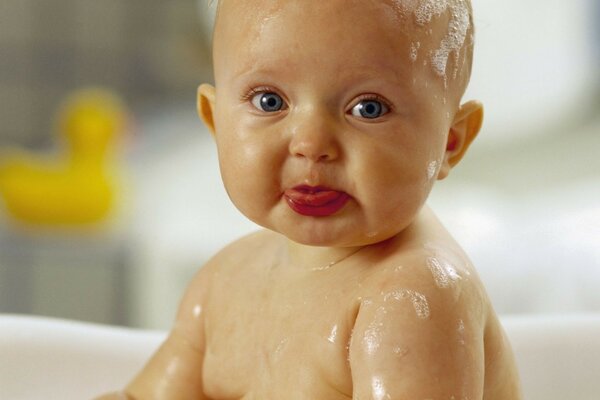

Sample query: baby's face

[204,0,473,247]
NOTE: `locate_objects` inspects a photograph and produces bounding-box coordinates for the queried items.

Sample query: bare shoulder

[180,229,283,315]
[123,230,278,399]
[353,241,490,365]
[184,229,276,291]
[348,243,490,399]
[201,229,279,276]
[351,235,521,399]
[175,229,275,332]
[360,242,488,324]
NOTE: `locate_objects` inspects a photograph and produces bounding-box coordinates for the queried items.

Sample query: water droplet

[165,356,184,376]
[363,307,387,354]
[363,327,382,354]
[327,324,339,344]
[274,337,290,361]
[427,257,461,288]
[457,319,466,345]
[371,376,390,400]
[393,346,409,358]
[192,304,202,319]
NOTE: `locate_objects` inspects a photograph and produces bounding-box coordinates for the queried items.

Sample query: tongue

[285,189,342,206]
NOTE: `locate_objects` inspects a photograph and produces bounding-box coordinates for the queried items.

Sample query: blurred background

[0,0,598,330]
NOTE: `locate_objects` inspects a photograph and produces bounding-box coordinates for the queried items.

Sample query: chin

[281,221,374,248]
[267,222,342,247]
[276,229,329,246]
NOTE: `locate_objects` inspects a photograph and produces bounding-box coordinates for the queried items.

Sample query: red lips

[283,185,350,217]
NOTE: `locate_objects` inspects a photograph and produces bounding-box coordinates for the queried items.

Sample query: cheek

[367,141,432,184]
[354,142,434,212]
[219,137,260,188]
[216,132,283,217]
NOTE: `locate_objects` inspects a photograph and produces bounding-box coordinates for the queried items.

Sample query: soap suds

[384,289,431,319]
[427,160,439,180]
[414,0,449,25]
[413,0,471,84]
[410,41,421,62]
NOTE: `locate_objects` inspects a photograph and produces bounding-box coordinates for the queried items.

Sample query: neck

[281,206,436,271]
[284,240,366,272]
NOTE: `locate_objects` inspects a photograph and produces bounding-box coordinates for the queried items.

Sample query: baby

[102,0,521,398]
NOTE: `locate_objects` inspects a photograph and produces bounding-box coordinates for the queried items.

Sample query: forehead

[213,0,472,95]
[215,1,428,74]
[216,0,422,40]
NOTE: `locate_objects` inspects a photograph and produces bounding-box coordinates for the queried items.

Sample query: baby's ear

[438,100,483,180]
[197,84,217,137]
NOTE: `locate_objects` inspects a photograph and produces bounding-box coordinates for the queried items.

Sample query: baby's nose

[288,114,340,162]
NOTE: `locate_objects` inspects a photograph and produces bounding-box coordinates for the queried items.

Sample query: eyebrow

[232,60,408,85]
[231,58,294,80]
[233,66,278,80]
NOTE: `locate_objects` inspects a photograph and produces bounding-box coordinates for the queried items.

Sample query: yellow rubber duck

[0,88,129,226]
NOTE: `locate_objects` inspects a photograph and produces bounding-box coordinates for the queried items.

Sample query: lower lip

[284,189,350,217]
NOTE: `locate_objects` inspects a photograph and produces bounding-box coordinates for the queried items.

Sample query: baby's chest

[202,295,355,399]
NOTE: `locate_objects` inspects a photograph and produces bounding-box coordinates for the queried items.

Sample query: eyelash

[239,86,393,115]
[351,94,393,115]
[239,86,279,103]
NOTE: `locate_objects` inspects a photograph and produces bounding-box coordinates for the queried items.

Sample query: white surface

[0,315,165,400]
[464,0,596,148]
[2,313,600,399]
[506,314,600,400]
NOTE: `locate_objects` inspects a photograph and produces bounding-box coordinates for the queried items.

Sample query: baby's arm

[98,264,213,400]
[349,273,485,399]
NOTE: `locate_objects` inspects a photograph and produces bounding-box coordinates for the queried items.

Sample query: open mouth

[283,185,350,217]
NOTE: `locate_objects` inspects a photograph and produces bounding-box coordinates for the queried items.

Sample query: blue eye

[251,92,285,112]
[351,99,389,119]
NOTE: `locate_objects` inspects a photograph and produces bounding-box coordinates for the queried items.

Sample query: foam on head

[413,0,473,88]
[385,0,474,97]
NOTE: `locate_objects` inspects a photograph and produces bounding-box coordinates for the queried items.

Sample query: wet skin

[123,208,521,399]
[101,0,522,399]
[201,209,521,399]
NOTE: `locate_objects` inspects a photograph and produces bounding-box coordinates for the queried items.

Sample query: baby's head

[210,0,475,100]
[199,0,483,247]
